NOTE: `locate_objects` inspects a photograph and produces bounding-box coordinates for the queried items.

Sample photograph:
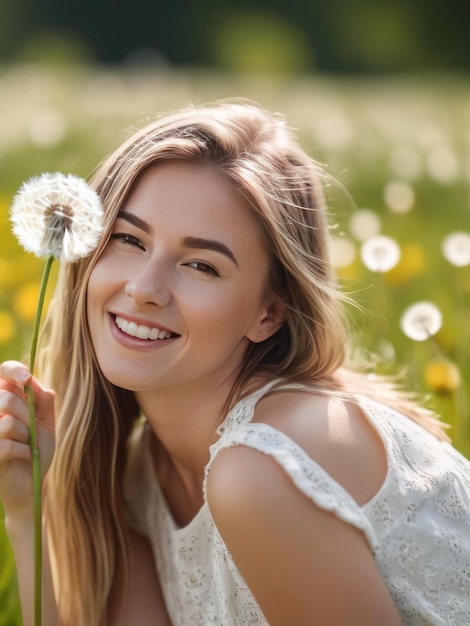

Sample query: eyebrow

[117,211,152,234]
[116,211,238,266]
[183,236,238,267]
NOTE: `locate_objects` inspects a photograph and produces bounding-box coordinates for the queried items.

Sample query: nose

[124,259,172,307]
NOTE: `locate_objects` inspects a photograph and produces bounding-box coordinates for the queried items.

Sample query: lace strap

[216,379,278,435]
[216,380,310,436]
[205,421,378,551]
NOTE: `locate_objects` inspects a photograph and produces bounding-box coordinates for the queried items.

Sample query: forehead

[120,160,269,258]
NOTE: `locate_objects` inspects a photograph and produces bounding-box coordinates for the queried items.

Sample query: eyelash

[185,261,219,276]
[110,233,145,250]
[110,235,219,276]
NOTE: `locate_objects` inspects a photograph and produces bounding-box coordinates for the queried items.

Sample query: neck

[136,376,237,526]
[136,375,236,477]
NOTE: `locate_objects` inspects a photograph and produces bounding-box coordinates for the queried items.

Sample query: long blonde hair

[39,100,447,625]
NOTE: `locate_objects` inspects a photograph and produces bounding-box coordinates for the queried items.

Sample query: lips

[114,314,176,340]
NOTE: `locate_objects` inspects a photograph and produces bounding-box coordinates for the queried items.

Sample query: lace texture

[124,383,470,625]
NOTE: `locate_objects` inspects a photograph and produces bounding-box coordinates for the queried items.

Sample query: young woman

[1,101,469,625]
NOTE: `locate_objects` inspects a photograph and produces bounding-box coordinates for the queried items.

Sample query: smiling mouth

[114,315,178,340]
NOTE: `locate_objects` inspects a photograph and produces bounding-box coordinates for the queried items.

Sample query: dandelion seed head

[400,301,443,342]
[442,231,470,267]
[10,172,104,262]
[360,235,401,273]
[384,180,415,214]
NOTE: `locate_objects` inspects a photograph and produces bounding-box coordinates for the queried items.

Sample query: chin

[96,362,145,392]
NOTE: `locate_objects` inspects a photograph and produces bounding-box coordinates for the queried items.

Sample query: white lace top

[124,381,470,625]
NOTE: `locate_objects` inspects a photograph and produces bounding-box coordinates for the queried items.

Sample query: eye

[110,233,145,250]
[185,261,219,276]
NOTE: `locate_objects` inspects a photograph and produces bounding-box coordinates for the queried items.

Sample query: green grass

[0,505,22,626]
[0,66,469,624]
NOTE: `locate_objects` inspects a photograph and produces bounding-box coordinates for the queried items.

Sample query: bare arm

[207,446,403,626]
[108,529,172,626]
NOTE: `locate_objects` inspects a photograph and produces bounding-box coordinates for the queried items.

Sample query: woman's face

[87,160,282,395]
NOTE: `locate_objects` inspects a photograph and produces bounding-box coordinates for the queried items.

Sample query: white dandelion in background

[349,209,382,241]
[427,146,460,185]
[442,231,470,267]
[384,180,415,214]
[10,172,104,626]
[400,301,443,342]
[361,235,401,273]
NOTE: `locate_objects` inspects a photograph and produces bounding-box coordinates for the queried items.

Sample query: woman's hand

[0,360,55,524]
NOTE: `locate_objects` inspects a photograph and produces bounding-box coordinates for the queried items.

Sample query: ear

[246,301,286,343]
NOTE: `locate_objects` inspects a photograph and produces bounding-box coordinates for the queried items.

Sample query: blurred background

[1,0,470,622]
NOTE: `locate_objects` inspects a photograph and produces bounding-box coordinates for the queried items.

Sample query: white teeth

[115,315,173,340]
[136,325,149,339]
[127,322,138,336]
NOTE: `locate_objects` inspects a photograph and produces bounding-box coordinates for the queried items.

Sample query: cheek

[87,257,113,300]
[86,270,101,319]
[86,262,110,326]
[187,284,264,338]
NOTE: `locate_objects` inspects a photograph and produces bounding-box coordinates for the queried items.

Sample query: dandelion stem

[27,254,54,626]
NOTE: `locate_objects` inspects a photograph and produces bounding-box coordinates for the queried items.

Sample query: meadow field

[0,65,469,624]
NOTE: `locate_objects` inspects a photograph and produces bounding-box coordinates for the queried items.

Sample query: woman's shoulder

[213,385,388,508]
[256,388,388,505]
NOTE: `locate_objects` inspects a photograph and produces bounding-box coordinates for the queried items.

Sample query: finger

[0,361,32,402]
[0,415,30,445]
[0,390,29,426]
[29,379,56,428]
[0,361,32,387]
[0,438,31,462]
[0,362,55,429]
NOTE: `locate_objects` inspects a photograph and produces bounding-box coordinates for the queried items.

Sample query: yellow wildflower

[0,310,16,344]
[385,243,426,286]
[13,281,46,323]
[424,359,461,393]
